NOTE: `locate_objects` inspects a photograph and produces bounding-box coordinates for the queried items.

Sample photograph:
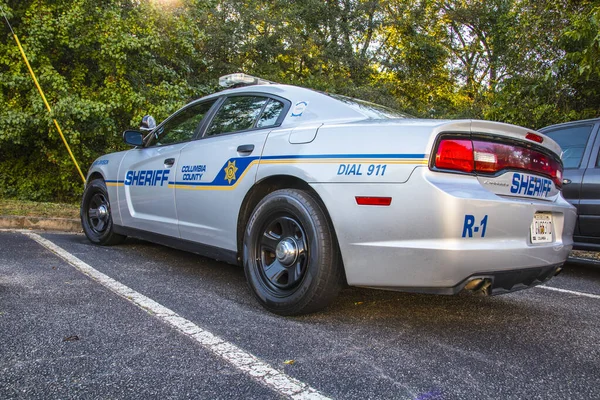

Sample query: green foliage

[484,0,600,129]
[0,0,598,201]
[0,0,214,201]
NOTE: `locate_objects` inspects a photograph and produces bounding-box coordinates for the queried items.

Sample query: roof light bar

[218,73,274,88]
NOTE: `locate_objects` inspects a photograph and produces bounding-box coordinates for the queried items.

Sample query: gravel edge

[0,215,81,232]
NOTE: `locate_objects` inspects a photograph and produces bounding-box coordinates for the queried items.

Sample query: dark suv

[540,118,600,250]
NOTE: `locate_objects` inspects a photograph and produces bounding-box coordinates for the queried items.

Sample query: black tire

[243,189,342,316]
[81,179,126,246]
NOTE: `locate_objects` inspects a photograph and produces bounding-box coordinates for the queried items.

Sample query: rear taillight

[434,139,474,173]
[433,138,563,189]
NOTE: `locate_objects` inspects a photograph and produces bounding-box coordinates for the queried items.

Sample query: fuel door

[289,123,323,144]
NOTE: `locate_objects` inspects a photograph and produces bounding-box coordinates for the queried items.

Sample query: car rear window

[326,93,412,119]
[544,124,594,169]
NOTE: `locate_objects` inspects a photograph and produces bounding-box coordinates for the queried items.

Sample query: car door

[543,122,598,236]
[174,95,288,251]
[577,121,600,237]
[118,99,217,237]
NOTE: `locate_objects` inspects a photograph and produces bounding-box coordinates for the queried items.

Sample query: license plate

[530,213,553,244]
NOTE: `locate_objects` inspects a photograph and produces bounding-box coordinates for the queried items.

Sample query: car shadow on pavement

[74,235,598,339]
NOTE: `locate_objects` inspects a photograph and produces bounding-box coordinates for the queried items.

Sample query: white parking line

[538,285,600,300]
[23,232,330,400]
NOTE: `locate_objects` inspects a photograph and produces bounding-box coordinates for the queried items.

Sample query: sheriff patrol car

[81,73,577,315]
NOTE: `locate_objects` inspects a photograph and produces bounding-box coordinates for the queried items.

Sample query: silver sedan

[81,73,576,315]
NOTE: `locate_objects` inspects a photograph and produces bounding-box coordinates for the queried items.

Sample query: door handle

[237,144,254,155]
[164,158,175,167]
[562,178,572,185]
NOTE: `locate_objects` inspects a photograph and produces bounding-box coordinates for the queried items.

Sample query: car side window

[544,124,594,169]
[257,99,285,128]
[595,126,600,167]
[205,96,270,137]
[147,100,215,147]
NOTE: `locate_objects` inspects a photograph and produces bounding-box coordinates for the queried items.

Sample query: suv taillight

[433,138,563,189]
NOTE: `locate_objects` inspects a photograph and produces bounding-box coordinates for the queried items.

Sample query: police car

[81,73,576,315]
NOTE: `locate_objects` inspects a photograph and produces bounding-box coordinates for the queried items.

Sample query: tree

[0,0,212,200]
[0,0,598,201]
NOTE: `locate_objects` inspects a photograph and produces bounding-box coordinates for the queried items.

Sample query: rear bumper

[312,167,577,292]
[465,264,563,295]
[368,264,563,296]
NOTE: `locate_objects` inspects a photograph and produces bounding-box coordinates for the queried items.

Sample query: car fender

[85,150,129,226]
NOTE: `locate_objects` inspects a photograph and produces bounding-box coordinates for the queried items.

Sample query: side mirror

[123,130,144,146]
[140,115,156,132]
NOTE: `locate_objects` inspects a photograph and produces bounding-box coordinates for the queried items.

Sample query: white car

[81,73,576,315]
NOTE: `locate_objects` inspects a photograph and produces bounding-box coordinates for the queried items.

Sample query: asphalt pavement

[1,230,599,399]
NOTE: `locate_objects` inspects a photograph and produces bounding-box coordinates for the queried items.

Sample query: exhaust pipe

[462,278,492,296]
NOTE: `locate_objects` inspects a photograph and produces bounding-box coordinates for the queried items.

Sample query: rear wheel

[243,189,342,315]
[81,179,126,245]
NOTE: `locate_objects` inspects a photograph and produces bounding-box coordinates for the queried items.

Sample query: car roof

[197,84,384,126]
[540,117,600,132]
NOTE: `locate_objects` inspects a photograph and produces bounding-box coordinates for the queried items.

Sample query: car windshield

[326,93,413,119]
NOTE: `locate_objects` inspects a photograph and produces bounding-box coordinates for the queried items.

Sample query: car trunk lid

[432,120,564,200]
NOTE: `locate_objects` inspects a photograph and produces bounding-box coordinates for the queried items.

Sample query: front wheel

[243,189,342,315]
[81,179,126,245]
